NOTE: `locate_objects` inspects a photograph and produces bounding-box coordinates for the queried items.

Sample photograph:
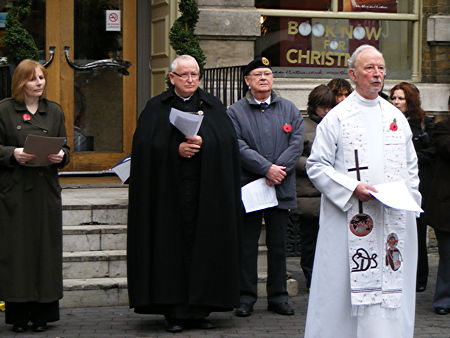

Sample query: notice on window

[106,10,121,31]
[343,0,397,13]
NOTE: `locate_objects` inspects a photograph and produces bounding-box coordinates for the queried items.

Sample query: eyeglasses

[172,72,200,80]
[248,72,273,78]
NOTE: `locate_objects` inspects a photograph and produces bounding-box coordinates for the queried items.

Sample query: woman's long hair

[390,82,425,119]
[12,59,47,103]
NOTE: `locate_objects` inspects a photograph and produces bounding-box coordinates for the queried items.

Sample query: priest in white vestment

[305,45,421,338]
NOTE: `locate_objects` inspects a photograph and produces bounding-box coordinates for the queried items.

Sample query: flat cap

[243,57,272,76]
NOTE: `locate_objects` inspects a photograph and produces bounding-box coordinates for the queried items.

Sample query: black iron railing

[202,65,247,107]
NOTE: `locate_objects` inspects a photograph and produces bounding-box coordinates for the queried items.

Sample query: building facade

[0,0,448,172]
[194,0,449,115]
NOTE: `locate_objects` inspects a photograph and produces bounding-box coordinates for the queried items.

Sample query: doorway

[0,0,138,171]
[46,0,137,171]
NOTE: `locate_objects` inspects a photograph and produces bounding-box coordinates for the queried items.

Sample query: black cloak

[127,88,241,313]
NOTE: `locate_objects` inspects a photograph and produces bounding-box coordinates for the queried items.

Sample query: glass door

[45,0,136,171]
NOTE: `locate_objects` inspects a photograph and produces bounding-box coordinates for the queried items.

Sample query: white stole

[340,99,407,314]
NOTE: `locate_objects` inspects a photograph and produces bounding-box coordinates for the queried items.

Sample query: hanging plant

[3,0,39,65]
[168,0,206,74]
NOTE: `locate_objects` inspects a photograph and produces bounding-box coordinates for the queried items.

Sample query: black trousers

[298,215,319,289]
[5,301,59,325]
[416,216,429,288]
[433,229,450,309]
[239,207,289,305]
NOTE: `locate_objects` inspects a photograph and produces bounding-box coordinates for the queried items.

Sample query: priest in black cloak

[127,55,242,333]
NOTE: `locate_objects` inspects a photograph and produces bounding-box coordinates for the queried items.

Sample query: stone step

[63,250,126,279]
[63,225,127,252]
[62,188,128,226]
[60,275,298,308]
[62,277,128,308]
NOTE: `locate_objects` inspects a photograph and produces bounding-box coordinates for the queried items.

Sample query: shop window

[256,18,413,79]
[255,1,418,79]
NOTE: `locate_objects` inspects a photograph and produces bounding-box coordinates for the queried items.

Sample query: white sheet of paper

[241,178,278,213]
[169,108,203,137]
[112,155,131,184]
[370,180,423,213]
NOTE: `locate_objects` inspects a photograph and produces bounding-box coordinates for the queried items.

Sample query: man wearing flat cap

[227,57,304,317]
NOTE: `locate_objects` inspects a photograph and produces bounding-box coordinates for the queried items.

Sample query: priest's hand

[186,135,202,146]
[354,183,377,202]
[179,139,201,158]
[266,164,287,185]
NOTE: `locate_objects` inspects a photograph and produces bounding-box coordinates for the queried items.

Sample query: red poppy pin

[389,118,398,131]
[283,123,293,133]
[22,113,31,122]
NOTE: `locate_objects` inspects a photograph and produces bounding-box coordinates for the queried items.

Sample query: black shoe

[234,303,254,317]
[12,324,27,333]
[165,319,184,333]
[32,323,48,332]
[187,318,215,329]
[416,285,426,292]
[267,302,295,315]
[434,307,449,315]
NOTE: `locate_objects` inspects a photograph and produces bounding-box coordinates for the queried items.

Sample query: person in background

[127,55,241,333]
[291,84,334,289]
[0,59,70,333]
[305,45,420,337]
[227,57,303,318]
[424,97,450,315]
[327,78,353,104]
[390,82,434,292]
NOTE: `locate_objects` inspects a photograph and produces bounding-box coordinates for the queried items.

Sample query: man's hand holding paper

[369,180,423,213]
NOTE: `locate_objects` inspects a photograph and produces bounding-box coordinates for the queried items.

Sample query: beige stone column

[196,1,261,68]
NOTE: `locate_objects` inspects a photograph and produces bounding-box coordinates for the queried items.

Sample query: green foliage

[169,0,206,72]
[3,0,39,65]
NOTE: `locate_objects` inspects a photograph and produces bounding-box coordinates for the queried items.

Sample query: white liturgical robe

[305,92,420,338]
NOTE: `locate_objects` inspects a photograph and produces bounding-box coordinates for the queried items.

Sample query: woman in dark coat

[0,59,70,333]
[425,113,450,315]
[390,82,434,292]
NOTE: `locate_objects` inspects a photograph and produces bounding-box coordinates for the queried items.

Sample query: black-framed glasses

[248,71,273,78]
[172,72,200,80]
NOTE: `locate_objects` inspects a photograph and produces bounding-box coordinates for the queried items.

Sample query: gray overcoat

[227,91,303,209]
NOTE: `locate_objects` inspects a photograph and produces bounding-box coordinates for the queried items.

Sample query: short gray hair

[170,55,199,73]
[347,45,381,69]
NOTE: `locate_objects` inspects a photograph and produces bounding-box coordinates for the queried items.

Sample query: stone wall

[196,1,260,68]
[422,0,450,83]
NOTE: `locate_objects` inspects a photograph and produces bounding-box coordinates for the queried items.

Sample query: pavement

[0,254,448,337]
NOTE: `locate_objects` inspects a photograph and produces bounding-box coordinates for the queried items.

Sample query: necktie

[260,102,268,110]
